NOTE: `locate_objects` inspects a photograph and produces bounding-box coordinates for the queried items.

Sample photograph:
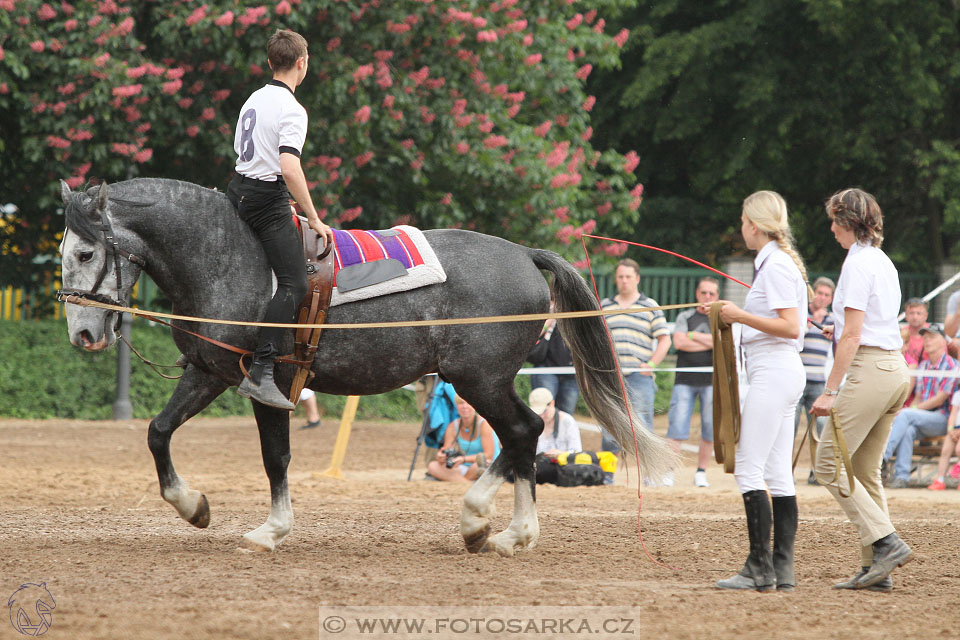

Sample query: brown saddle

[284,215,335,405]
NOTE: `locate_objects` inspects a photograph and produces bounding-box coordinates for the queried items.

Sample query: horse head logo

[7,582,56,636]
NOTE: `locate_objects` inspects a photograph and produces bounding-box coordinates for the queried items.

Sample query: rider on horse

[226,29,334,410]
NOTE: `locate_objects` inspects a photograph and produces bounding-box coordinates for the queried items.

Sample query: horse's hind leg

[147,365,228,529]
[459,390,541,557]
[238,402,293,552]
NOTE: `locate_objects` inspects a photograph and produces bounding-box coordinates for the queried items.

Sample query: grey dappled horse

[58,178,673,555]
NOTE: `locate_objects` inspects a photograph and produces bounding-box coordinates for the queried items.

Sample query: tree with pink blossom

[1,0,644,295]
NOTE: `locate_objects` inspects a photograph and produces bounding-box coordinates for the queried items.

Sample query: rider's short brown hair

[268,29,308,72]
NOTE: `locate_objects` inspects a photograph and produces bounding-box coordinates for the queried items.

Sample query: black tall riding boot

[772,495,798,592]
[716,490,776,591]
[237,343,294,411]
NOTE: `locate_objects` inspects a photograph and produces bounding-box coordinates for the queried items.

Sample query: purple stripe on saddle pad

[332,228,420,271]
[376,233,413,269]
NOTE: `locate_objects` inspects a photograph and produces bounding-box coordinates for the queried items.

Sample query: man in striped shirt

[883,324,957,488]
[600,259,671,455]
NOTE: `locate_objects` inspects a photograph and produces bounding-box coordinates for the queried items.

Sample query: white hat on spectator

[529,387,554,414]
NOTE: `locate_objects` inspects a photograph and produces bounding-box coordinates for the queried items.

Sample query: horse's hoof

[238,536,273,552]
[463,524,491,554]
[187,494,210,529]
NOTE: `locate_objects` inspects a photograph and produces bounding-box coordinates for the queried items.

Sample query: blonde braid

[773,230,815,300]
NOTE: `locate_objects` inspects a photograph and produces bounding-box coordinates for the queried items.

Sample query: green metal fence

[592,269,940,323]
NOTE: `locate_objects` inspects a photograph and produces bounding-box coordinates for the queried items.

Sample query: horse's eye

[78,251,94,263]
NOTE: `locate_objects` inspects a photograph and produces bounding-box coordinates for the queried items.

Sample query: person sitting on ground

[529,387,582,457]
[927,389,960,491]
[426,396,499,483]
[883,324,957,488]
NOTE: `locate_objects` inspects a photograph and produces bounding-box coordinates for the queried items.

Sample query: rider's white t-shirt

[233,80,307,181]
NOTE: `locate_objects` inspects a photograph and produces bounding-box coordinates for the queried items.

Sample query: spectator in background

[796,276,835,484]
[297,388,322,430]
[944,288,960,359]
[927,389,960,490]
[527,299,580,416]
[883,324,957,488]
[529,387,582,457]
[666,276,719,488]
[427,396,499,483]
[900,298,929,368]
[600,259,671,454]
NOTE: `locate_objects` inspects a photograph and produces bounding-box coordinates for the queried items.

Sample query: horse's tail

[529,249,677,481]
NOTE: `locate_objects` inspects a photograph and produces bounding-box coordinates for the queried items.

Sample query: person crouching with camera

[426,395,500,482]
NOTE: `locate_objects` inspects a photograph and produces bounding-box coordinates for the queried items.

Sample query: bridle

[56,199,147,330]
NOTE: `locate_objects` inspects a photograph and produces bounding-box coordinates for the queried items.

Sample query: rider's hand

[308,216,334,247]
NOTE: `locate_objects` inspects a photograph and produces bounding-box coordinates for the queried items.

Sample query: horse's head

[59,180,145,351]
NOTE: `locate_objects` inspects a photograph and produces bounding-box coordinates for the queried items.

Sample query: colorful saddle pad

[329,226,446,306]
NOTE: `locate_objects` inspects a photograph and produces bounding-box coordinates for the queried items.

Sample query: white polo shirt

[741,241,807,351]
[833,242,903,350]
[233,80,307,181]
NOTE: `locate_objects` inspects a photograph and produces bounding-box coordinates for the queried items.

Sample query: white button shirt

[741,241,807,351]
[833,242,903,350]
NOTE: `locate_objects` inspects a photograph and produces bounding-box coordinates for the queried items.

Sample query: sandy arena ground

[2,412,958,639]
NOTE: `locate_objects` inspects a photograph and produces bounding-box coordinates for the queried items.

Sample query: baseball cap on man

[919,324,947,339]
[529,387,554,414]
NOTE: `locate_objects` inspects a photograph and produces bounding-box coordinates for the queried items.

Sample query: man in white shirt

[226,29,333,410]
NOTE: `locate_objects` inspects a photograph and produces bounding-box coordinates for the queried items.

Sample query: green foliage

[0,319,418,420]
[1,0,645,294]
[591,0,960,271]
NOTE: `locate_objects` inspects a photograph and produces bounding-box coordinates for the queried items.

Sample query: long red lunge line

[583,234,751,289]
[579,235,682,572]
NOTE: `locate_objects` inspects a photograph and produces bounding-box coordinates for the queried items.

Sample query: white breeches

[735,344,805,497]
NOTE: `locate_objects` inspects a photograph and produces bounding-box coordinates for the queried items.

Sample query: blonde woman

[811,189,912,591]
[709,191,809,592]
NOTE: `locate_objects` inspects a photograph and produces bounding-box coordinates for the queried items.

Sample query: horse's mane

[64,178,225,243]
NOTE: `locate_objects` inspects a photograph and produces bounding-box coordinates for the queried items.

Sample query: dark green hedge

[0,319,418,421]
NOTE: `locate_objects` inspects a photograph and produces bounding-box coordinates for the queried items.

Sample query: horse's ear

[96,181,109,211]
[59,180,72,205]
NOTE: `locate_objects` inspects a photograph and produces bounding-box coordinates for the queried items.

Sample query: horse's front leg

[147,365,228,529]
[238,402,293,552]
[480,457,539,557]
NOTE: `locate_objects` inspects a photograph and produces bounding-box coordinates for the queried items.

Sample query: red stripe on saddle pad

[349,230,387,262]
[396,231,424,266]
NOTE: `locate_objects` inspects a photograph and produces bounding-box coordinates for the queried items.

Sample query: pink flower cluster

[477,30,497,42]
[238,5,268,26]
[524,53,541,66]
[623,150,640,173]
[354,105,371,124]
[534,121,553,138]
[340,206,363,224]
[582,96,595,111]
[354,151,374,168]
[215,11,233,26]
[550,173,581,189]
[613,29,629,48]
[37,3,56,20]
[545,142,568,169]
[112,84,142,98]
[185,5,207,26]
[47,135,71,149]
[575,64,593,80]
[275,1,291,16]
[483,135,508,148]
